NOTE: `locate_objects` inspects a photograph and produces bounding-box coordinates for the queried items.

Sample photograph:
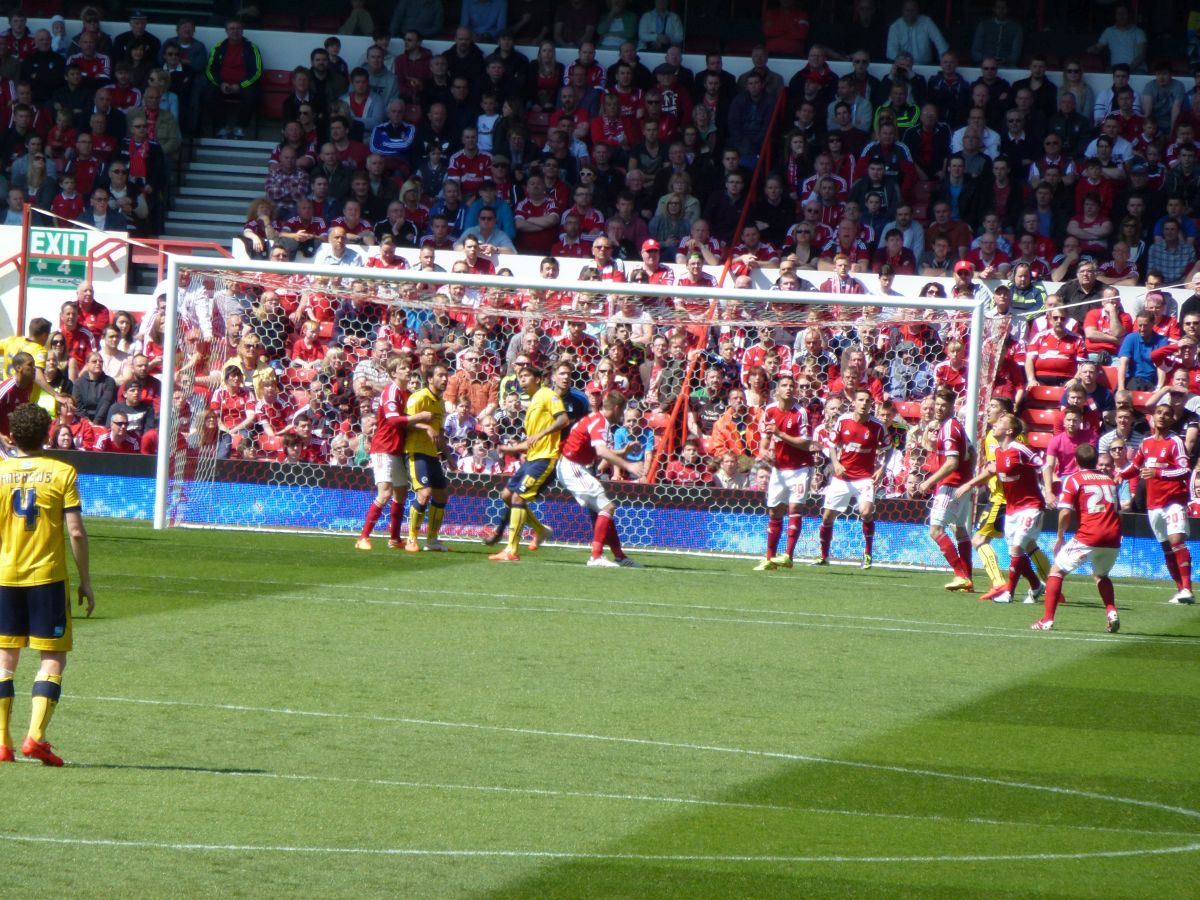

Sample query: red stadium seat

[291,389,311,407]
[262,13,301,30]
[1131,390,1154,411]
[893,400,922,422]
[317,321,335,340]
[283,366,316,386]
[1026,385,1064,406]
[260,435,284,454]
[1100,365,1117,389]
[1023,407,1058,429]
[259,70,293,121]
[1026,430,1052,449]
[303,15,342,33]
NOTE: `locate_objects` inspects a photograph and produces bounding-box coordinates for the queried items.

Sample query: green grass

[3,519,1199,898]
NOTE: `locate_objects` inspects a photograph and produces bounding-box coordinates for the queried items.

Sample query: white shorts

[1004,507,1044,551]
[1148,503,1188,542]
[930,485,972,529]
[767,466,812,508]
[823,476,875,513]
[1054,537,1117,577]
[556,457,611,513]
[371,452,411,488]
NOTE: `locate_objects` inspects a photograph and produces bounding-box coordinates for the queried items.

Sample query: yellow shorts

[973,501,1006,541]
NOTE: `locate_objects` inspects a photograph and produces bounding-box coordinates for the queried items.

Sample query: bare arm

[65,509,94,616]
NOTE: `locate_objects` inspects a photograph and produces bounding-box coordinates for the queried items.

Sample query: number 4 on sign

[11,487,39,530]
[58,259,72,275]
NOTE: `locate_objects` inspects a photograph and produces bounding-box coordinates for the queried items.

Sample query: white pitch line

[126,578,1198,646]
[2,833,1198,864]
[76,694,1200,828]
[170,769,1197,839]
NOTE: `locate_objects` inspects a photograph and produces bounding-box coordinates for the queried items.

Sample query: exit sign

[27,228,89,290]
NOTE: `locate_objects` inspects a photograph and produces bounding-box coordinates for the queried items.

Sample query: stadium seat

[894,400,922,422]
[317,321,335,340]
[260,435,284,454]
[291,389,311,407]
[1026,385,1065,406]
[911,204,928,222]
[260,70,293,121]
[303,15,342,33]
[283,366,316,385]
[262,12,301,30]
[1131,390,1154,411]
[1023,407,1058,428]
[1100,365,1117,388]
[525,110,550,143]
[1026,430,1052,449]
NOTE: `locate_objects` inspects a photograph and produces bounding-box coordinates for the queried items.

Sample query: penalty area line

[1,833,1198,864]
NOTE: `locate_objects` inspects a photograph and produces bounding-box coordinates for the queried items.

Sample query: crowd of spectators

[7,3,1200,504]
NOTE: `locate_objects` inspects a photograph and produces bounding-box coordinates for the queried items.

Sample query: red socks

[766,517,782,558]
[361,499,384,539]
[935,533,968,578]
[786,514,802,558]
[957,540,972,577]
[1097,576,1116,612]
[819,523,833,560]
[1044,573,1063,621]
[862,520,874,556]
[389,500,402,540]
[1163,541,1182,588]
[606,516,624,559]
[1173,543,1192,591]
[591,513,609,559]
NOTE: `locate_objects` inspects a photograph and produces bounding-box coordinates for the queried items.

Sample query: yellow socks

[0,670,13,750]
[29,673,62,743]
[978,544,1005,588]
[507,507,527,554]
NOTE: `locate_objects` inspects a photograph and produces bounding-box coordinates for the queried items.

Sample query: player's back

[404,388,445,457]
[524,386,566,461]
[561,411,606,466]
[0,454,80,586]
[1060,469,1121,548]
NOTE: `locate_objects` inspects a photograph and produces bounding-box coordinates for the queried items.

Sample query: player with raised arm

[920,387,977,592]
[557,390,643,567]
[490,365,570,562]
[404,365,451,552]
[356,357,432,551]
[757,374,821,571]
[955,414,1047,604]
[0,404,94,766]
[1033,443,1122,632]
[814,388,889,568]
[1118,400,1193,604]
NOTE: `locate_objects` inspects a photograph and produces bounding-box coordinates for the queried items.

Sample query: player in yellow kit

[0,404,94,767]
[489,365,570,561]
[404,365,451,552]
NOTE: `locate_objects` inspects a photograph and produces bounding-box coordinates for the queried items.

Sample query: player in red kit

[1033,443,1122,632]
[956,415,1047,604]
[919,387,977,591]
[556,391,643,567]
[1118,400,1193,604]
[756,375,821,570]
[356,358,432,550]
[815,388,889,568]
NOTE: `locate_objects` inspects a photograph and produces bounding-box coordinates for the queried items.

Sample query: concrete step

[162,221,241,242]
[180,174,264,193]
[187,161,269,177]
[192,137,275,152]
[173,195,262,213]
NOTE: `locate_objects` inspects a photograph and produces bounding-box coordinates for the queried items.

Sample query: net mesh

[160,264,1003,565]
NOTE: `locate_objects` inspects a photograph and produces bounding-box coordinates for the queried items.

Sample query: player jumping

[404,364,452,552]
[919,387,976,592]
[357,358,432,550]
[814,388,889,568]
[756,374,821,570]
[955,414,1046,604]
[1033,443,1122,632]
[490,365,570,562]
[1117,399,1194,604]
[557,390,643,567]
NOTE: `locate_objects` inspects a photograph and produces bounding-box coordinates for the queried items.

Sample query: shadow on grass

[477,638,1200,899]
[71,762,268,775]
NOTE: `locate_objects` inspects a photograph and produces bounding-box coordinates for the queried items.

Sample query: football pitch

[3,519,1199,898]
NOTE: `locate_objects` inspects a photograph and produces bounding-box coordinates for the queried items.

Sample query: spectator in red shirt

[1025,306,1085,387]
[665,438,714,485]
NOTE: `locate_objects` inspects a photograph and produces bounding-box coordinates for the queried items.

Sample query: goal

[152,255,998,569]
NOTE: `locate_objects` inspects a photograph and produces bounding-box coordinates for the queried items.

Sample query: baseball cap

[129,8,147,19]
[653,63,676,76]
[490,154,510,166]
[479,178,496,189]
[641,238,661,252]
[954,260,975,275]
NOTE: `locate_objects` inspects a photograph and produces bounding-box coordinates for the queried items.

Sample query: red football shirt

[763,402,814,469]
[1058,470,1121,548]
[832,413,888,480]
[994,442,1044,512]
[1125,435,1190,510]
[561,411,608,466]
[934,417,972,488]
[370,382,411,455]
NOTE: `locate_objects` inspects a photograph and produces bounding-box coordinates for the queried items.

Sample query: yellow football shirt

[983,429,1003,503]
[0,455,81,587]
[404,387,445,457]
[523,385,566,462]
[2,335,46,375]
